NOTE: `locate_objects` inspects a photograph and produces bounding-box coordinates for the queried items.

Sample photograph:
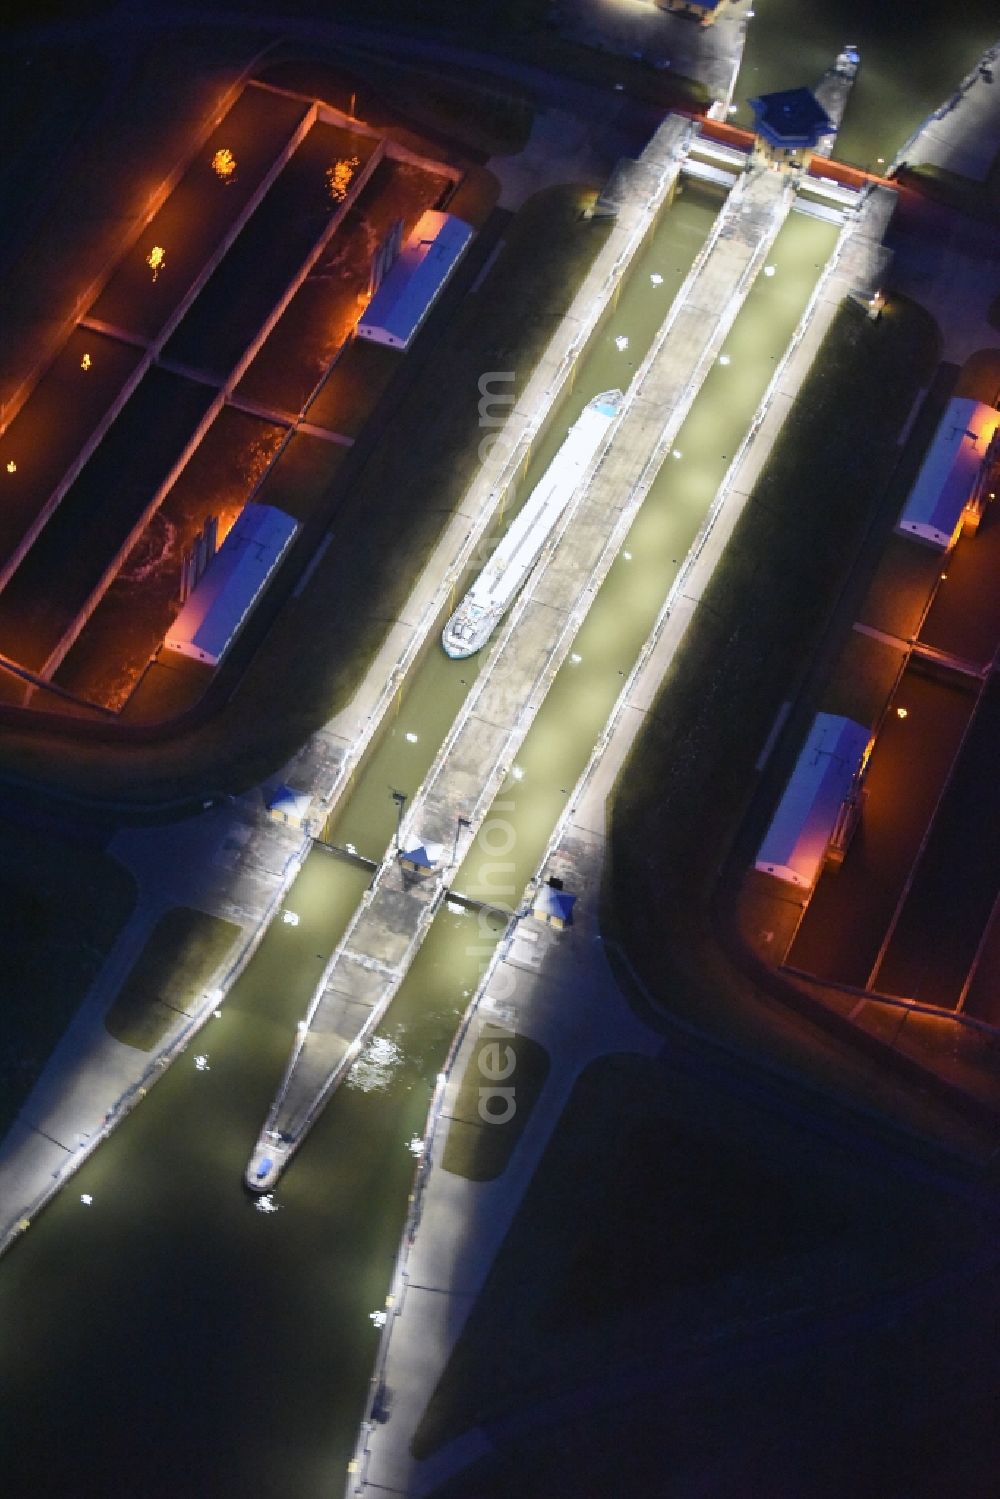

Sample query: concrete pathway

[348,178,897,1499]
[887,37,1000,365]
[251,160,793,1192]
[561,0,752,106]
[0,107,694,1246]
[489,106,622,211]
[895,38,1000,181]
[0,795,305,1247]
[351,860,660,1497]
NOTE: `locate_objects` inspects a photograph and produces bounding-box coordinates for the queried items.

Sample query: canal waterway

[3,1,995,1484]
[735,0,999,169]
[455,209,840,905]
[0,182,718,1498]
[0,846,500,1495]
[0,191,836,1494]
[325,180,722,860]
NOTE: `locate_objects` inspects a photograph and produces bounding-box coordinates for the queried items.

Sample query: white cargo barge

[442,389,623,659]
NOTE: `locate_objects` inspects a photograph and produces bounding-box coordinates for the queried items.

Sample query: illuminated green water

[455,210,840,902]
[0,185,726,1498]
[326,181,723,860]
[0,846,501,1494]
[0,93,907,1497]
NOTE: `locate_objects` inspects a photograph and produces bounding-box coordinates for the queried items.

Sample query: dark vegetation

[441,1029,549,1181]
[0,47,110,281]
[898,152,1000,225]
[953,345,1000,400]
[415,1051,958,1466]
[605,295,940,1040]
[103,906,240,1050]
[265,5,708,113]
[0,184,608,804]
[263,55,537,160]
[0,821,136,1133]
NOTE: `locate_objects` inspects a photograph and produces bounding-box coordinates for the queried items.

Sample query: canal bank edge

[246,161,808,1194]
[0,113,697,1250]
[346,184,913,1496]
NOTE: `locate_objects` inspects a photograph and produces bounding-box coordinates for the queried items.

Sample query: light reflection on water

[0,202,842,1497]
[455,211,841,903]
[3,5,994,1475]
[736,0,999,167]
[345,1032,406,1093]
[325,182,724,862]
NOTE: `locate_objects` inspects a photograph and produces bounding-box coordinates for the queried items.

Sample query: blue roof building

[164,502,299,668]
[357,211,473,352]
[748,88,833,171]
[749,89,834,149]
[658,0,724,24]
[399,838,445,874]
[755,714,871,889]
[532,883,577,929]
[896,398,999,550]
[266,784,313,829]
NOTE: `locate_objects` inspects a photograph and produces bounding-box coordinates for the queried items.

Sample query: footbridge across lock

[244,156,816,1192]
[682,120,870,225]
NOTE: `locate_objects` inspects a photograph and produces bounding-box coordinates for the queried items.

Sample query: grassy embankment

[263,54,535,160]
[0,183,610,805]
[897,149,1000,225]
[104,906,240,1050]
[954,345,1000,398]
[0,821,137,1135]
[441,1029,549,1181]
[603,295,940,1065]
[268,6,708,119]
[415,1050,972,1483]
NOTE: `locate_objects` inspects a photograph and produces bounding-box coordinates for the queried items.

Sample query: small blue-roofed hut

[755,714,871,889]
[532,883,577,930]
[748,88,833,172]
[658,0,724,25]
[399,838,444,875]
[267,785,312,829]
